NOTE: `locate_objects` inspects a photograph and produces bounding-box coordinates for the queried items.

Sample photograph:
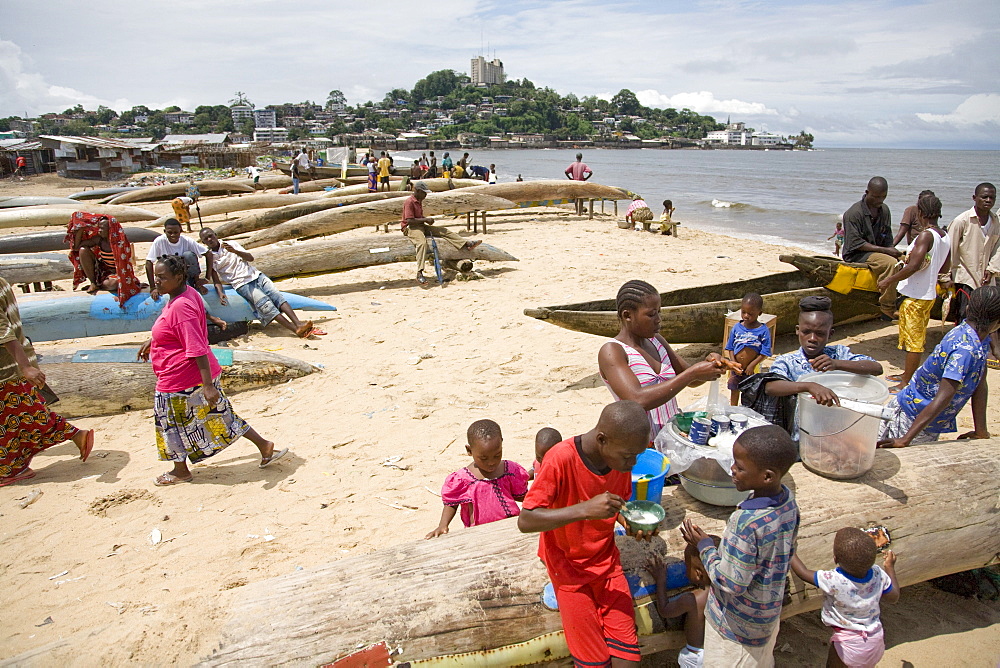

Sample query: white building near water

[253,127,289,142]
[470,56,505,87]
[751,132,783,146]
[705,129,752,145]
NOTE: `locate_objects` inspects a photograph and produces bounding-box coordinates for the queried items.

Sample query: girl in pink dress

[599,279,727,442]
[426,419,529,538]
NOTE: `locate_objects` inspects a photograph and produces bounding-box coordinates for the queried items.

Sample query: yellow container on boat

[825,264,879,294]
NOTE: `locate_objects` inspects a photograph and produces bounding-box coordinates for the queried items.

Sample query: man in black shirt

[842,177,901,319]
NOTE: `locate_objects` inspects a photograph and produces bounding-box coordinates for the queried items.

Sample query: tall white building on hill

[470,56,505,87]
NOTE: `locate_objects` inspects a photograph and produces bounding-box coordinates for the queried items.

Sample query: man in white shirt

[145,218,213,300]
[199,227,315,338]
[944,182,999,322]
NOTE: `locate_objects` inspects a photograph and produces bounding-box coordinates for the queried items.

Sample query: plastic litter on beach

[149,528,162,545]
[18,489,42,509]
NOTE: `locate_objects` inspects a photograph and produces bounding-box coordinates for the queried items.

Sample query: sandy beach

[0,174,997,667]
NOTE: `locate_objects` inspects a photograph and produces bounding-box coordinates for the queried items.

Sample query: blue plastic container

[630,449,670,504]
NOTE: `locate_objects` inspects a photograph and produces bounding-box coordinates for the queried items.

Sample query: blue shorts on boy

[698,485,799,653]
[725,322,772,389]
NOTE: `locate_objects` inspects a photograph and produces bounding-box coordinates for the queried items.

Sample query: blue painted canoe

[19,287,336,342]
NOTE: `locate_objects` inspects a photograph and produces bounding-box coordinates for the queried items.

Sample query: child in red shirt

[519,400,654,668]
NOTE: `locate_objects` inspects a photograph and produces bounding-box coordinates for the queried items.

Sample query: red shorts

[555,573,640,666]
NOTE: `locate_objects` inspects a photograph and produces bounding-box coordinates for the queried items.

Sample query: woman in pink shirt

[138,256,287,485]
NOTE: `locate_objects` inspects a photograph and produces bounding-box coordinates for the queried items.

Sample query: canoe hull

[39,348,319,418]
[0,253,74,284]
[106,181,255,204]
[0,196,82,208]
[524,271,881,343]
[0,227,160,255]
[19,288,336,343]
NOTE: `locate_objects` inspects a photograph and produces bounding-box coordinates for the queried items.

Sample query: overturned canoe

[39,348,320,418]
[276,162,404,179]
[105,181,254,204]
[194,193,323,218]
[67,187,142,201]
[19,287,336,343]
[0,196,83,208]
[0,253,74,284]
[225,175,294,190]
[203,438,1000,665]
[253,237,517,280]
[0,204,160,228]
[462,179,632,203]
[0,227,160,254]
[313,179,482,200]
[244,191,520,248]
[276,178,344,194]
[212,191,410,238]
[524,270,880,343]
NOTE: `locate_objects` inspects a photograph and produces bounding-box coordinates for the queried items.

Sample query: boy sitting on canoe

[199,227,317,339]
[146,218,213,299]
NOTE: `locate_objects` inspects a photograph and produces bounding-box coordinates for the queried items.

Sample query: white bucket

[798,371,889,479]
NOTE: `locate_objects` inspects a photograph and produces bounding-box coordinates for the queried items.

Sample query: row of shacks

[1,134,269,180]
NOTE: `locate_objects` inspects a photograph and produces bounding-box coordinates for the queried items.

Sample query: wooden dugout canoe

[18,287,336,343]
[524,270,880,343]
[0,253,74,284]
[39,347,320,418]
[252,237,518,280]
[276,161,405,179]
[0,196,83,208]
[201,437,1000,665]
[243,191,520,248]
[314,179,483,199]
[276,178,344,194]
[225,175,294,190]
[0,204,159,228]
[67,187,141,201]
[212,191,411,238]
[0,227,160,254]
[105,181,255,204]
[193,193,323,218]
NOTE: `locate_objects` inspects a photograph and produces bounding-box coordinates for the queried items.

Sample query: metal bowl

[679,474,750,507]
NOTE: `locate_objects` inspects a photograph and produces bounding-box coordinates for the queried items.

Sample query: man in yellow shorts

[170,195,196,232]
[877,195,951,391]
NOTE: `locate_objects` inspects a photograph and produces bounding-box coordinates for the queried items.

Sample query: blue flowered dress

[896,322,990,434]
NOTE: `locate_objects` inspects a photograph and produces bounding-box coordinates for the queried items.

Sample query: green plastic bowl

[674,411,708,434]
[622,500,666,533]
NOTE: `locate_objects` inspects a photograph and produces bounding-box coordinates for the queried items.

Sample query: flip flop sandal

[154,472,193,486]
[259,447,289,469]
[80,429,95,462]
[0,468,36,487]
[308,328,327,336]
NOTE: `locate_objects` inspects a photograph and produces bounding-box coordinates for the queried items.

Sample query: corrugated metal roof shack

[0,139,55,176]
[39,135,144,180]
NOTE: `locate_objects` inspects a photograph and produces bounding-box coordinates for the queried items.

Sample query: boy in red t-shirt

[518,400,654,668]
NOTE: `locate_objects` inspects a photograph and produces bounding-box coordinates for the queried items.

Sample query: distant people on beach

[893,190,935,246]
[292,149,310,194]
[441,152,453,178]
[943,182,998,324]
[170,195,196,232]
[452,162,465,179]
[14,155,26,179]
[378,151,392,191]
[246,164,263,191]
[876,195,951,390]
[842,177,900,320]
[366,156,377,192]
[468,164,489,181]
[828,220,844,255]
[428,151,437,178]
[528,426,562,480]
[488,163,497,184]
[516,174,524,182]
[660,200,675,235]
[624,195,653,231]
[426,419,528,538]
[458,152,470,174]
[565,152,592,215]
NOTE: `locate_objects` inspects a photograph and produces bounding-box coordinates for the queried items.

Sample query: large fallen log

[243,192,519,248]
[0,227,160,254]
[201,437,1000,666]
[194,193,323,218]
[253,237,518,280]
[212,192,410,239]
[106,181,255,204]
[315,179,484,199]
[460,179,632,204]
[0,203,159,228]
[276,178,344,194]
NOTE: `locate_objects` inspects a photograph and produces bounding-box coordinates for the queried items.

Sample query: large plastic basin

[798,371,888,479]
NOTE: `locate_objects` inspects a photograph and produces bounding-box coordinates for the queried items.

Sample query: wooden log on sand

[0,227,160,254]
[460,179,632,204]
[40,348,320,418]
[244,192,519,248]
[212,192,411,238]
[194,193,323,218]
[315,179,484,200]
[202,438,1000,666]
[0,253,74,284]
[253,237,518,280]
[225,175,294,190]
[276,178,344,194]
[105,181,254,204]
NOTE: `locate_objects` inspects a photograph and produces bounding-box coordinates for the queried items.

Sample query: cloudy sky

[2,0,998,149]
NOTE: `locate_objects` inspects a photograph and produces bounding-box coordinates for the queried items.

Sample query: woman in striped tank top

[599,280,726,442]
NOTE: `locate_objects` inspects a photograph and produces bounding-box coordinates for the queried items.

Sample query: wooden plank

[202,438,1000,665]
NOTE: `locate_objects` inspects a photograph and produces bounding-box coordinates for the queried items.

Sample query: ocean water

[458,148,1000,253]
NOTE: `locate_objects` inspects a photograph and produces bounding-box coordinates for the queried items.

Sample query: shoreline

[0,174,997,665]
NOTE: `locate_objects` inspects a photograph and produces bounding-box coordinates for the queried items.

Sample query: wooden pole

[614,200,618,216]
[481,210,487,234]
[589,198,594,219]
[203,438,1000,666]
[465,212,471,231]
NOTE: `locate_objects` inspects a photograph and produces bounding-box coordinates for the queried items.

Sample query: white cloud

[635,90,778,116]
[916,94,1000,126]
